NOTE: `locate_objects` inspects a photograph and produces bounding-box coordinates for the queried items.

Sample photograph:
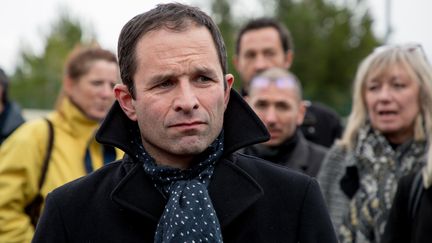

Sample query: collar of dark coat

[110,154,264,228]
[97,89,269,227]
[96,89,269,156]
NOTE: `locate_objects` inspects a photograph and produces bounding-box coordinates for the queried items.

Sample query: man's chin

[263,139,282,147]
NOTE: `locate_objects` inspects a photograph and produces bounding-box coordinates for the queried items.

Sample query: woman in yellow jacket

[0,45,123,243]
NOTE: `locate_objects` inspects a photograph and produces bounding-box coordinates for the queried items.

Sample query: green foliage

[276,0,381,115]
[10,11,94,109]
[210,0,242,90]
[210,0,382,116]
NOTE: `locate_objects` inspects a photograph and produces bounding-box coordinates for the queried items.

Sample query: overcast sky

[1,0,431,74]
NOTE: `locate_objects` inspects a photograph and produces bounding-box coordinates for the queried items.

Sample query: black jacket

[301,101,343,148]
[33,90,337,243]
[382,172,432,243]
[0,101,24,145]
[241,131,327,177]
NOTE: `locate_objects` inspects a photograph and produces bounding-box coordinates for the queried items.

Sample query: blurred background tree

[10,9,95,109]
[9,0,381,116]
[208,0,382,116]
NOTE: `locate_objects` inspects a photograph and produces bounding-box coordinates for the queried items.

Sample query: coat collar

[111,155,264,228]
[96,90,269,227]
[53,97,100,140]
[96,89,269,156]
[99,89,269,227]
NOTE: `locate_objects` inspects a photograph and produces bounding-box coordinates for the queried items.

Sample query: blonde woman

[317,44,432,242]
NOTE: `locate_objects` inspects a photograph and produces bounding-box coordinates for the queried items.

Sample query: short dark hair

[235,17,294,55]
[118,3,227,98]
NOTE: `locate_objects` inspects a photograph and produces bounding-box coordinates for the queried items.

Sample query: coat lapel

[209,158,264,228]
[288,135,309,171]
[110,158,166,222]
[110,156,264,228]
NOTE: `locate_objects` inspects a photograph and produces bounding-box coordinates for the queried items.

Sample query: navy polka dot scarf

[132,130,224,243]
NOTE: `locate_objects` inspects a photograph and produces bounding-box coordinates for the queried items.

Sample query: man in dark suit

[234,18,343,148]
[33,3,337,242]
[242,67,327,177]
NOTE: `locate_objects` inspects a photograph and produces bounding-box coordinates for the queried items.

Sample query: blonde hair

[337,44,432,187]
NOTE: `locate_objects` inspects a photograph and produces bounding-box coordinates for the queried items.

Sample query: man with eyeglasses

[234,17,343,148]
[242,67,327,177]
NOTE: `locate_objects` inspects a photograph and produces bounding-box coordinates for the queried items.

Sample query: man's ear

[114,84,137,121]
[284,50,294,70]
[297,100,307,125]
[224,74,234,108]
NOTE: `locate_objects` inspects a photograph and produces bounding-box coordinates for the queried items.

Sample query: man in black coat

[33,3,337,242]
[233,17,343,148]
[241,67,327,177]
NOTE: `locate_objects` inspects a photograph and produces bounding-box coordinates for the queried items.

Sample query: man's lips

[168,121,206,128]
[268,129,282,137]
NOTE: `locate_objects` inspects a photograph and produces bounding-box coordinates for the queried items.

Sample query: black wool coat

[241,131,327,177]
[382,172,432,243]
[33,90,337,243]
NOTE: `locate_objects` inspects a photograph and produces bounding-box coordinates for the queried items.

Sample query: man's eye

[197,76,212,83]
[158,80,174,88]
[245,52,256,59]
[254,102,268,110]
[275,103,289,111]
[264,50,276,58]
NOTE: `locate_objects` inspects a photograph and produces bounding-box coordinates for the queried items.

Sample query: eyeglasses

[250,76,298,90]
[373,43,429,62]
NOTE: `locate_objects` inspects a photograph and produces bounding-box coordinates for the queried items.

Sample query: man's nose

[263,107,278,125]
[253,55,270,73]
[173,82,199,113]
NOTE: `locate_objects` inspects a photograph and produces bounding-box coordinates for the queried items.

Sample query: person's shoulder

[307,101,341,121]
[48,160,125,202]
[305,139,328,155]
[1,117,50,145]
[326,143,348,158]
[231,152,313,186]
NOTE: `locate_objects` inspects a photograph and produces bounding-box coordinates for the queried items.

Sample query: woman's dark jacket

[0,101,24,144]
[33,90,337,243]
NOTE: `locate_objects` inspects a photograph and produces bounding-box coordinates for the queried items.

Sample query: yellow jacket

[0,98,122,243]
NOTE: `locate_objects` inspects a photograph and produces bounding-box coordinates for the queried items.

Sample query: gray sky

[1,0,431,74]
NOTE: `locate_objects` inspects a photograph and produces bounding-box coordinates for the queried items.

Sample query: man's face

[234,27,292,92]
[247,80,305,146]
[115,26,233,168]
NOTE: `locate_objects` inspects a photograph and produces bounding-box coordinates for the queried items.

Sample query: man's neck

[145,148,194,170]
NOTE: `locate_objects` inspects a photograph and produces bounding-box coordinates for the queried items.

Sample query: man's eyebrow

[148,73,174,85]
[194,66,219,78]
